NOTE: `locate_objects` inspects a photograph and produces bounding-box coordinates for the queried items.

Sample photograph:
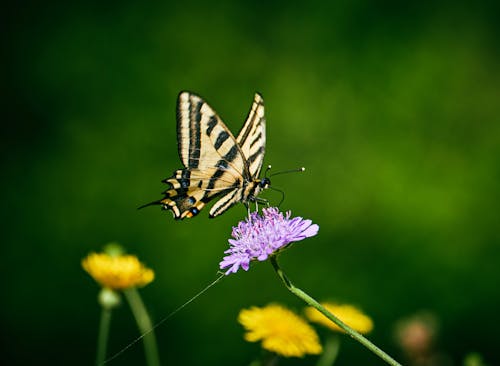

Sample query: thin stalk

[316,336,340,366]
[270,256,401,366]
[96,307,112,366]
[123,288,160,366]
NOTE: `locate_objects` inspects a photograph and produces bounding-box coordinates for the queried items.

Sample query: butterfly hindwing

[157,91,268,219]
[162,167,239,219]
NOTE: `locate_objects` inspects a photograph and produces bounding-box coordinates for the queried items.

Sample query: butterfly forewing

[177,92,247,174]
[236,93,266,177]
[156,91,267,219]
[209,94,266,217]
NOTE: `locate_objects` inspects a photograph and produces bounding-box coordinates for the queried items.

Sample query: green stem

[316,335,340,366]
[124,288,161,366]
[270,256,401,366]
[96,307,112,366]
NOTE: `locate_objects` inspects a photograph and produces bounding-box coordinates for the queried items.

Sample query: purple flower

[219,207,319,275]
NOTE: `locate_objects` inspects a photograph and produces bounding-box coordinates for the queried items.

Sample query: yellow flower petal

[239,304,322,358]
[82,252,154,290]
[305,302,374,334]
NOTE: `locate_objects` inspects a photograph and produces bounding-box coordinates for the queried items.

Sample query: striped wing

[236,93,266,177]
[209,93,267,217]
[161,92,251,219]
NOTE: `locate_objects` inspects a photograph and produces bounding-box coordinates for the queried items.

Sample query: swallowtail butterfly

[145,91,270,219]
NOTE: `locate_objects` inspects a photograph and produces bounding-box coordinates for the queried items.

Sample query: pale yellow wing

[236,93,266,178]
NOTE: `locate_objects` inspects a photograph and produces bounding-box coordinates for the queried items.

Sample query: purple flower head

[219,207,319,275]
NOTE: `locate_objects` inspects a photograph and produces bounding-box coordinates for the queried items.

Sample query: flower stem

[96,307,112,366]
[270,256,401,366]
[316,336,340,366]
[123,288,160,366]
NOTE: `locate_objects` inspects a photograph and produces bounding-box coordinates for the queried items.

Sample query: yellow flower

[305,302,374,334]
[239,304,322,358]
[82,252,154,290]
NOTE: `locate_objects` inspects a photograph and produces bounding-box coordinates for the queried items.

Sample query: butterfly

[145,91,270,220]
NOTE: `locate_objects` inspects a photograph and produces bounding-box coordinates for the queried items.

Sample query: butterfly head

[259,177,271,189]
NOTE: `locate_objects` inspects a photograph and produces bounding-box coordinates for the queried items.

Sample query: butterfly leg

[254,197,270,206]
[249,196,270,213]
[244,202,251,217]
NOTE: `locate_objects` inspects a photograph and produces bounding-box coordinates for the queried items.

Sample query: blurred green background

[2,0,500,365]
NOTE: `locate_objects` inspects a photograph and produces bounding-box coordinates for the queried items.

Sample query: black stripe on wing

[188,97,202,168]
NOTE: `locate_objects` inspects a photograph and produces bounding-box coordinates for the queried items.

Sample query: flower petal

[220,208,319,275]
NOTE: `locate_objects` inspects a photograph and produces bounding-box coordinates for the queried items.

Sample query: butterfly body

[154,91,268,220]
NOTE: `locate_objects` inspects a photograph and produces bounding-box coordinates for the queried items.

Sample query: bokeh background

[2,1,499,365]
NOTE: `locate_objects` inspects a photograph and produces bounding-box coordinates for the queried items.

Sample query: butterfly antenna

[264,164,272,178]
[269,167,305,177]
